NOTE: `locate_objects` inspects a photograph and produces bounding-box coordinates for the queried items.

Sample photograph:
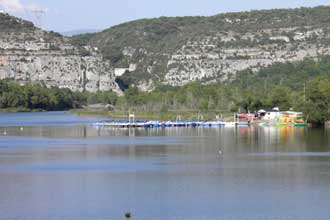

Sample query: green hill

[70,6,330,89]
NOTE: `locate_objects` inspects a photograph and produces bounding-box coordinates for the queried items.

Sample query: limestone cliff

[0,13,119,93]
[3,6,330,93]
[77,6,330,91]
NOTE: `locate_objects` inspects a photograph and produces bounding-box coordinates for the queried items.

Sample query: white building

[260,107,281,121]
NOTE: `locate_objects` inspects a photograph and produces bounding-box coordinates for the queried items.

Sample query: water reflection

[0,126,329,152]
[0,116,330,220]
[0,125,329,168]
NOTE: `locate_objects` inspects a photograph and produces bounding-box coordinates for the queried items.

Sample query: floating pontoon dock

[94,120,236,128]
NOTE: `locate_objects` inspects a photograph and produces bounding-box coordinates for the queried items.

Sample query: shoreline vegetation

[70,109,234,121]
[1,57,330,126]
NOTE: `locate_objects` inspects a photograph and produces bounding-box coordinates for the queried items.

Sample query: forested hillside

[3,56,330,124]
[70,6,330,90]
[107,56,330,125]
[1,6,330,124]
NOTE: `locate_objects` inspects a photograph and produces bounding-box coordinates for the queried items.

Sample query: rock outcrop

[82,6,330,90]
[2,6,330,93]
[164,27,330,86]
[0,13,119,93]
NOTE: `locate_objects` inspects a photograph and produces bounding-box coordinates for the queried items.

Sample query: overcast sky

[0,0,330,32]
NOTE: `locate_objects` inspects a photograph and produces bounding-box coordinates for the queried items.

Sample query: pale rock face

[270,36,291,43]
[114,64,137,77]
[157,27,330,86]
[122,47,136,57]
[0,29,119,93]
[104,25,330,89]
[2,13,330,94]
[114,68,127,77]
[0,53,117,93]
[129,63,137,72]
[137,80,155,92]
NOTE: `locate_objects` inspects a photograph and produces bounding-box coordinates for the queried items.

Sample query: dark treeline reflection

[0,114,330,220]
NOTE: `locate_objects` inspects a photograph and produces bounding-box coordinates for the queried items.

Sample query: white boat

[223,122,236,127]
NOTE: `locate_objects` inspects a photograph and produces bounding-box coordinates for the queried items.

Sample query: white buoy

[219,150,223,155]
[3,131,7,136]
[20,127,24,131]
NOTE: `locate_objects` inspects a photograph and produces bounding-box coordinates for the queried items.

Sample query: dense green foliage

[1,56,330,125]
[112,56,330,125]
[0,81,119,111]
[73,6,330,53]
[0,12,64,46]
[83,91,118,105]
[0,13,34,32]
[233,56,330,91]
[304,77,330,126]
[112,79,330,125]
[69,6,330,85]
[69,33,95,47]
[0,81,84,111]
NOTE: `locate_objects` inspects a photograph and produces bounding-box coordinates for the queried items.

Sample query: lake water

[0,112,330,220]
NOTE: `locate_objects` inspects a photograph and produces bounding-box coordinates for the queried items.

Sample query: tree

[304,77,330,125]
[266,86,292,110]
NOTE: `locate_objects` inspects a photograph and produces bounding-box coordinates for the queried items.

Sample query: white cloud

[26,3,48,13]
[0,0,48,14]
[0,0,24,13]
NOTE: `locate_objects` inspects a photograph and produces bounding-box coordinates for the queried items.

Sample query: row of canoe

[94,121,248,128]
[94,120,308,129]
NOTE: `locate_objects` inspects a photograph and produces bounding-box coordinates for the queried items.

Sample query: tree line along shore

[1,57,330,126]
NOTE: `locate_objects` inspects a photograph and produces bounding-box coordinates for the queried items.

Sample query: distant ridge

[2,6,330,93]
[62,29,100,36]
[68,5,330,91]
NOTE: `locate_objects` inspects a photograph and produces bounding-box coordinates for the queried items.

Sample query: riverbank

[0,108,231,121]
[0,108,45,113]
[70,109,234,121]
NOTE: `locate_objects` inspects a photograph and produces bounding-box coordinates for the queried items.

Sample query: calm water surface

[0,112,330,220]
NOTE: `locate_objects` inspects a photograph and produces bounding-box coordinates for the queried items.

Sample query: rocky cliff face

[0,13,120,93]
[164,27,330,86]
[2,7,330,93]
[80,6,330,91]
